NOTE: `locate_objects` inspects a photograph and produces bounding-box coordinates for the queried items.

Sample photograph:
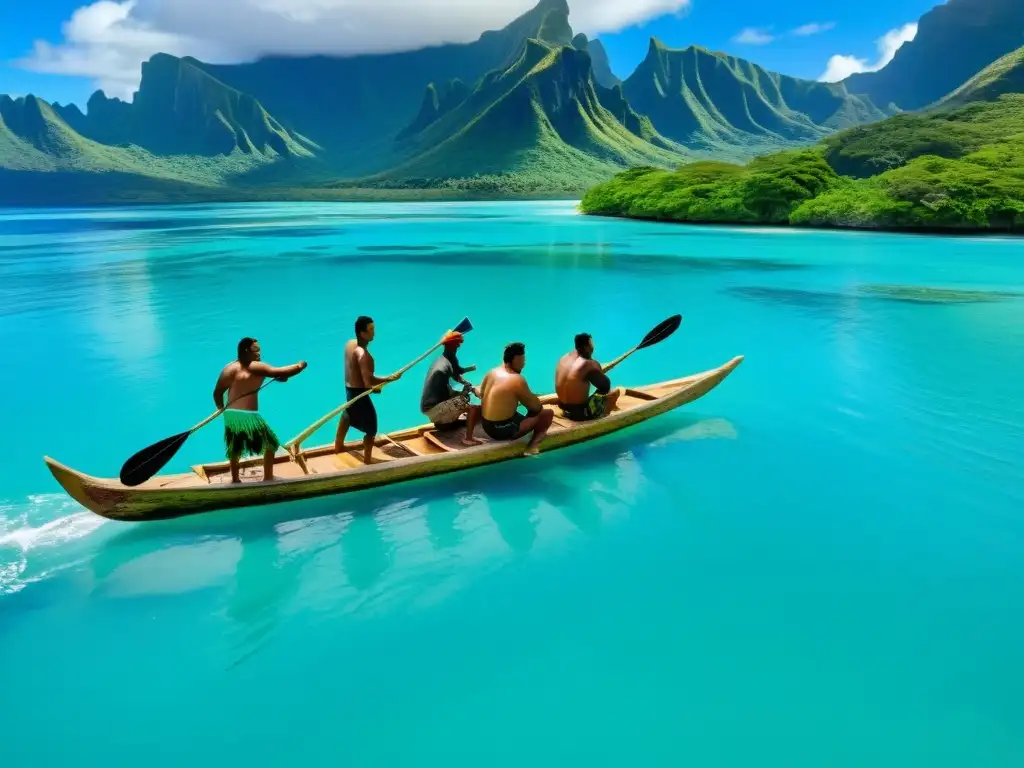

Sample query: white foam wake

[0,494,108,595]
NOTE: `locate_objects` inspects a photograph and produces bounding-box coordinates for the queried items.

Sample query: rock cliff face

[844,0,1024,110]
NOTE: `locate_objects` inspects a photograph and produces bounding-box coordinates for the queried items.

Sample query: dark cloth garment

[420,353,468,412]
[344,387,378,435]
[560,392,607,422]
[481,412,525,441]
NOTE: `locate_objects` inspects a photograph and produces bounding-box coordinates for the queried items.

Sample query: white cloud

[17,1,230,99]
[792,22,835,37]
[734,27,775,45]
[819,21,918,82]
[17,0,693,101]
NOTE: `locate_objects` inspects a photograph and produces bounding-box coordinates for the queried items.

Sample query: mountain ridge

[928,45,1024,111]
[844,0,1024,110]
[623,38,891,153]
[364,39,689,192]
[3,0,984,204]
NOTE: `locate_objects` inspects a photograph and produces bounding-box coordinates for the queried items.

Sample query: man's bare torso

[344,339,374,388]
[220,361,266,411]
[555,351,596,405]
[480,366,524,421]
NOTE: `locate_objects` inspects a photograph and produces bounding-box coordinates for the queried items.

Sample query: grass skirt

[223,409,280,459]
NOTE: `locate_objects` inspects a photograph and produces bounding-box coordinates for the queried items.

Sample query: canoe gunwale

[43,356,743,521]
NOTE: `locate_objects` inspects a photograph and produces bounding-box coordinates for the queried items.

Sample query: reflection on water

[70,414,736,665]
[339,514,395,591]
[223,526,303,670]
[85,255,163,383]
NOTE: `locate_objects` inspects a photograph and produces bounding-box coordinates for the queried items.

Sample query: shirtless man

[554,333,622,422]
[213,337,307,484]
[335,315,401,464]
[464,341,553,455]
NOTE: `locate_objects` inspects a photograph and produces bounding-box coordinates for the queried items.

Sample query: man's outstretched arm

[251,360,308,380]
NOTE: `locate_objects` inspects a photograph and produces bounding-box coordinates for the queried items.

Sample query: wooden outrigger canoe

[43,356,743,522]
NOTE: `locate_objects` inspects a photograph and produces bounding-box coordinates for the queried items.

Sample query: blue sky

[0,0,941,108]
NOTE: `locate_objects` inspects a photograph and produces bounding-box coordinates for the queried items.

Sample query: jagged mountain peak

[373,37,686,188]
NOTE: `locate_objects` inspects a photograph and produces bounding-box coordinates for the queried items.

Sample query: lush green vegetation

[581,95,1024,233]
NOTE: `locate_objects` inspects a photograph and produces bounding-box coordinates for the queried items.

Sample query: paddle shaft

[602,347,638,375]
[286,338,448,451]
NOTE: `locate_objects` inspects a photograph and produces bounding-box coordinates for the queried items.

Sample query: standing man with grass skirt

[213,337,307,484]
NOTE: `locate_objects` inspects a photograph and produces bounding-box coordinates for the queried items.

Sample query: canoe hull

[44,356,743,522]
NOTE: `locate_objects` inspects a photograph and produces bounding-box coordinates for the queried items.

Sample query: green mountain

[573,34,621,88]
[360,39,689,194]
[0,51,319,205]
[844,0,1024,111]
[581,86,1024,233]
[929,46,1024,110]
[622,40,891,153]
[6,0,986,205]
[0,52,316,162]
[396,79,472,141]
[194,0,579,173]
[0,92,285,206]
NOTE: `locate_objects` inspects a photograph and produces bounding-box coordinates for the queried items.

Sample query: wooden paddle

[285,317,474,459]
[602,314,683,375]
[118,377,287,487]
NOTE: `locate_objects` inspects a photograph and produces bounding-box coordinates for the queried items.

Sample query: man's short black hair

[574,333,592,353]
[355,315,373,335]
[237,337,257,362]
[503,342,526,365]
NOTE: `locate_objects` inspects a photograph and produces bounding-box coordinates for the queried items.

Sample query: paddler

[335,315,401,464]
[554,333,622,421]
[464,342,553,455]
[213,337,307,484]
[419,331,482,435]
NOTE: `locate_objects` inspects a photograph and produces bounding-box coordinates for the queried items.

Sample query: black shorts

[481,412,524,441]
[345,387,378,435]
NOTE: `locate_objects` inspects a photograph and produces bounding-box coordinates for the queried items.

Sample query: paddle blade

[454,317,473,334]
[119,431,191,487]
[638,314,683,350]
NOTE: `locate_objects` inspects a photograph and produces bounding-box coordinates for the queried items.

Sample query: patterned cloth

[560,392,607,422]
[425,393,471,425]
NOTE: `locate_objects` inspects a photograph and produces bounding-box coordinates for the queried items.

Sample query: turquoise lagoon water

[1,201,1023,765]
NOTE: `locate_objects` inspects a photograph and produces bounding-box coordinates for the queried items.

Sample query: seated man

[554,333,622,421]
[466,342,554,456]
[419,332,481,437]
